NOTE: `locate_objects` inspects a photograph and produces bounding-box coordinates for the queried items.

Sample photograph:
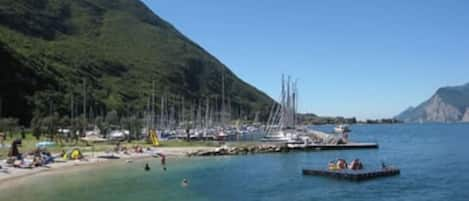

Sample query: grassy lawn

[0,133,218,159]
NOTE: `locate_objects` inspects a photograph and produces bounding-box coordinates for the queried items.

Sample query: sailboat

[262,75,303,143]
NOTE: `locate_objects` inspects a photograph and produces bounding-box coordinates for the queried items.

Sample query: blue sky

[142,0,469,119]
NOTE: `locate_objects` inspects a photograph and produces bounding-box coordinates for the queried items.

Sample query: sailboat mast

[182,96,185,127]
[292,80,297,127]
[70,94,74,120]
[160,95,164,129]
[205,97,209,128]
[221,70,225,126]
[280,74,285,129]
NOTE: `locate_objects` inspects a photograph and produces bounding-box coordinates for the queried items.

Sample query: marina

[0,0,466,200]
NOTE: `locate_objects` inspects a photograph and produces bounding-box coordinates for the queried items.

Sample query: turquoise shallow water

[1,124,469,201]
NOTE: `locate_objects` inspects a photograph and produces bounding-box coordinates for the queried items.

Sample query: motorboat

[109,130,128,141]
[334,124,351,133]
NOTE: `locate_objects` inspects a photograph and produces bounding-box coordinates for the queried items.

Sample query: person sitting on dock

[328,160,339,170]
[349,159,363,170]
[336,159,347,169]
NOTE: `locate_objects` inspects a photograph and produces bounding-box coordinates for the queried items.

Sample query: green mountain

[0,0,273,124]
[396,83,469,122]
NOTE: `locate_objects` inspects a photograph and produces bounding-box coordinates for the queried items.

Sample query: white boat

[109,130,128,141]
[85,126,101,137]
[261,129,301,143]
[334,124,351,133]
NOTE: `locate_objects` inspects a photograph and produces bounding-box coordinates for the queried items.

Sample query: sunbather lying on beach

[133,145,144,153]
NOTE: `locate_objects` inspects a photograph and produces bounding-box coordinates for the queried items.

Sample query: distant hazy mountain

[396,83,469,122]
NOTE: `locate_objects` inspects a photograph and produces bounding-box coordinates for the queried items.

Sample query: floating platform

[289,143,379,150]
[302,167,400,181]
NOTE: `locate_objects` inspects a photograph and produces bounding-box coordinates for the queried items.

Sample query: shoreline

[0,141,379,187]
[0,146,214,186]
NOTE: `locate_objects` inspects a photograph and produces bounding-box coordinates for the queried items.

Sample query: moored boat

[334,124,351,133]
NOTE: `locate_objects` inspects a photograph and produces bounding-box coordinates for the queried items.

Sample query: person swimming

[144,163,151,171]
[181,178,189,187]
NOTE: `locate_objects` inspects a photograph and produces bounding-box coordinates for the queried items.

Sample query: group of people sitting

[60,148,84,161]
[114,143,148,155]
[2,139,88,169]
[6,144,56,168]
[328,158,364,171]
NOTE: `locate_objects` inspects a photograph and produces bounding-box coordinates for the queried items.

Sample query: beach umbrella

[36,141,56,148]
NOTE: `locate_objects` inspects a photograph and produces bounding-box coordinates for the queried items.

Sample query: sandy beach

[0,146,214,186]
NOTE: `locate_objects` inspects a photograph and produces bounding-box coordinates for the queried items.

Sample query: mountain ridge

[396,83,469,123]
[0,0,274,124]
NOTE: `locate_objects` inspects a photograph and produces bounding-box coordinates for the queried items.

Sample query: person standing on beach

[186,128,190,142]
[8,139,22,159]
[160,153,167,171]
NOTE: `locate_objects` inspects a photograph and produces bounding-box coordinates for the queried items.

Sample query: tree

[56,116,70,145]
[120,117,131,142]
[95,116,108,138]
[105,110,119,126]
[129,116,143,141]
[70,117,86,145]
[31,116,42,140]
[0,117,19,140]
[42,113,60,141]
[119,116,143,142]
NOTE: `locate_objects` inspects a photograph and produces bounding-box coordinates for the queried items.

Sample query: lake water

[1,124,468,201]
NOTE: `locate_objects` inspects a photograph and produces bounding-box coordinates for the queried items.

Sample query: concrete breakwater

[186,144,290,157]
[186,142,379,157]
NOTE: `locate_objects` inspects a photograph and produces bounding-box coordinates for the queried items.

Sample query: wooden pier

[302,167,400,181]
[288,142,379,150]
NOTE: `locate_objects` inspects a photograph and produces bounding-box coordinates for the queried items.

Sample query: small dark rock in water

[145,163,151,171]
